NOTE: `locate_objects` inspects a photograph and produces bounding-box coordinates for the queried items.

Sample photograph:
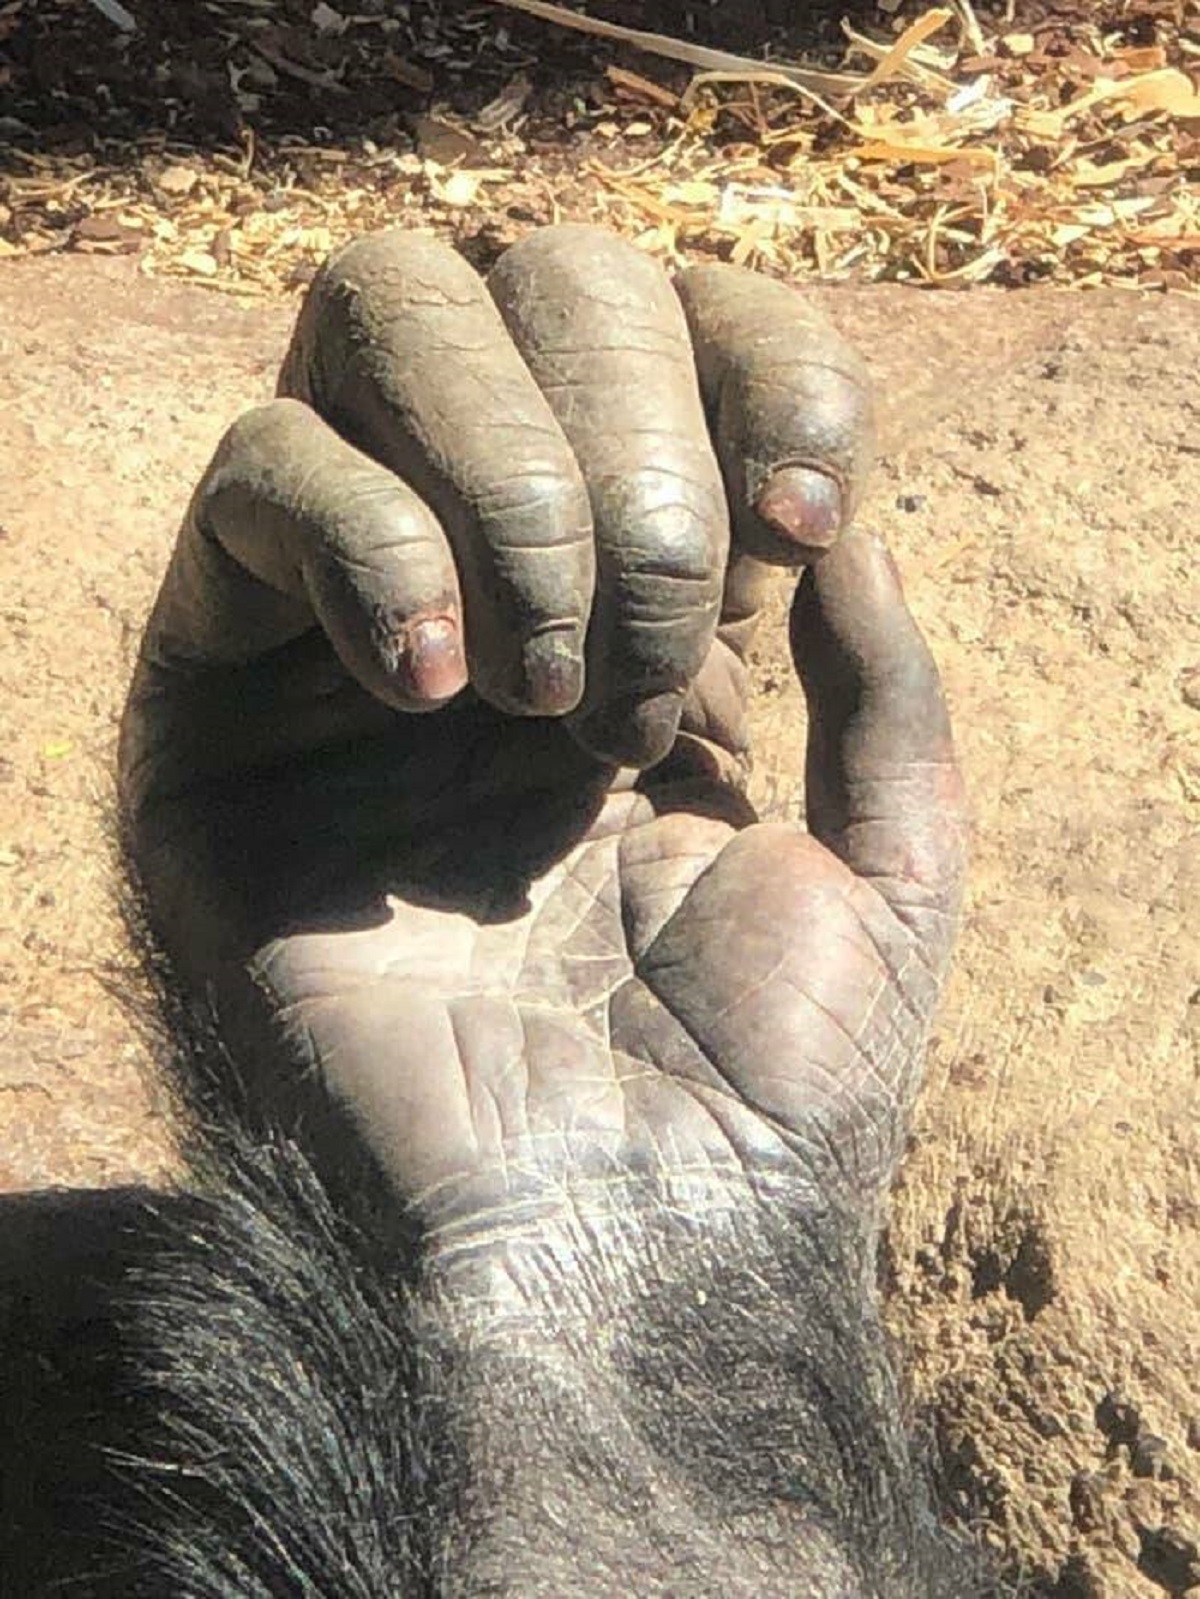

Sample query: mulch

[0,0,1196,295]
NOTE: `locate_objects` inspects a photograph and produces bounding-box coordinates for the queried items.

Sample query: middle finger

[489,226,729,768]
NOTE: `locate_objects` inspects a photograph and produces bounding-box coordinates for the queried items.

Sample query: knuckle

[473,466,592,552]
[215,398,317,476]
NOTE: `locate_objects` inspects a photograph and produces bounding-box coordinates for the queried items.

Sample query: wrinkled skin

[121,225,965,1229]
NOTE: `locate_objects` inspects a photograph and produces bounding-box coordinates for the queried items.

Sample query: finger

[678,639,750,765]
[676,264,875,566]
[790,527,966,963]
[278,229,594,717]
[187,398,467,708]
[716,549,773,661]
[488,226,728,768]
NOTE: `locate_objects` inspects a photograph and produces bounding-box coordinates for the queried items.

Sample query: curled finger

[489,226,728,767]
[676,264,875,566]
[185,398,467,709]
[278,230,595,717]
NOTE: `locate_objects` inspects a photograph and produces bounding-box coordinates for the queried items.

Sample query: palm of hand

[244,704,924,1207]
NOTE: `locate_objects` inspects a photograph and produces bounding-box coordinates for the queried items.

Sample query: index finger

[278,230,595,717]
[675,264,875,566]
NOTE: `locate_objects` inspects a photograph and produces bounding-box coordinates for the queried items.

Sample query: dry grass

[1,0,1196,297]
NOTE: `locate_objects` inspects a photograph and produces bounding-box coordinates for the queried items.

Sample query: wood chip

[156,165,200,198]
[178,249,219,277]
[0,0,1193,297]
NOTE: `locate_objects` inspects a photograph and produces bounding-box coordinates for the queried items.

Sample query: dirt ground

[0,255,1197,1595]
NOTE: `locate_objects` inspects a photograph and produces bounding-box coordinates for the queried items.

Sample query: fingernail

[399,617,464,702]
[755,467,843,549]
[523,631,584,716]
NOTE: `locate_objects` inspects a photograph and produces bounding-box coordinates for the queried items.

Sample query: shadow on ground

[0,1186,162,1593]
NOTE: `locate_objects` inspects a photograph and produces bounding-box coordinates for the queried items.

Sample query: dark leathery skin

[490,226,729,767]
[278,229,595,717]
[793,527,965,971]
[197,398,466,709]
[677,264,876,565]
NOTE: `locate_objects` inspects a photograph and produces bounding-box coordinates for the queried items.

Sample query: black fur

[5,1127,990,1596]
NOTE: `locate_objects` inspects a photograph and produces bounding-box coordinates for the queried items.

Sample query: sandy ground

[0,256,1197,1596]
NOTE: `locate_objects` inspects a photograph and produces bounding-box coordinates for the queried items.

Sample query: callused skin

[115,225,972,1595]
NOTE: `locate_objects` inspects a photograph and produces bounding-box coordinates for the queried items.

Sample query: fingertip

[521,628,586,717]
[568,690,685,770]
[678,264,876,569]
[810,524,908,616]
[789,526,912,684]
[790,525,958,794]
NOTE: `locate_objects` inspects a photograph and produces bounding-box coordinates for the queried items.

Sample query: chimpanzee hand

[120,227,965,1217]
